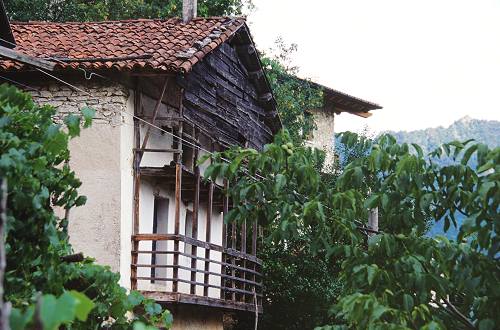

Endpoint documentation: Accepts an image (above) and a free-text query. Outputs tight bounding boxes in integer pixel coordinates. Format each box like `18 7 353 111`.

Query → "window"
151 196 169 282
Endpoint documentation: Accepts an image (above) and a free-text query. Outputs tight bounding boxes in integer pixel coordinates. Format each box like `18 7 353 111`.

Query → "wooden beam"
348 111 372 118
222 178 229 249
141 291 263 313
251 219 258 306
140 77 169 151
0 178 8 329
133 148 182 153
138 116 184 122
0 46 56 71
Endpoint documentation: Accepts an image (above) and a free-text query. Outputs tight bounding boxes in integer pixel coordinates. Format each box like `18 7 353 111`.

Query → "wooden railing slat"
132 234 262 264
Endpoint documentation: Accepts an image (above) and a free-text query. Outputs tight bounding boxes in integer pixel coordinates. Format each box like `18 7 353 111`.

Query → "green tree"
4 0 252 22
203 131 499 329
261 38 323 144
257 239 342 330
0 84 172 329
232 131 375 330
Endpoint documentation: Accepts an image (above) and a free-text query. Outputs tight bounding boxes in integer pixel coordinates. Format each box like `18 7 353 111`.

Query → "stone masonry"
27 80 131 272
28 81 129 126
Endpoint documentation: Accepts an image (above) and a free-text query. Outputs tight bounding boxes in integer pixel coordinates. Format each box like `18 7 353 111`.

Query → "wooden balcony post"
203 181 213 297
231 200 237 302
241 219 247 302
172 91 184 293
252 219 258 302
190 128 200 294
221 178 229 300
131 86 142 291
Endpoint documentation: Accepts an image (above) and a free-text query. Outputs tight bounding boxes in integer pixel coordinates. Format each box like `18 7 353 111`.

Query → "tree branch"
439 296 475 330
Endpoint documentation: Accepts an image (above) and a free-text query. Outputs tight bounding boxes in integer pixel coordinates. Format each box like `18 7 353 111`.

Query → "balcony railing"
131 234 263 312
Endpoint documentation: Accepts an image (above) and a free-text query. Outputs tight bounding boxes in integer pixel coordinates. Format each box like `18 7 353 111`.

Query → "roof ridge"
10 16 244 25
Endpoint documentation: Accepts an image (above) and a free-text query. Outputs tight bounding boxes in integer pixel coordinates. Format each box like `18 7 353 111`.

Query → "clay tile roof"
0 17 246 73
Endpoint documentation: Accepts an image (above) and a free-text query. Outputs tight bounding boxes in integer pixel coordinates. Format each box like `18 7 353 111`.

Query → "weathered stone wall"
29 82 128 125
29 81 131 272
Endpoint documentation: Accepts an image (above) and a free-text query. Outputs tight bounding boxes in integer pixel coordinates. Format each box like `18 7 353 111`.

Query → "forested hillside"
387 116 499 152
386 116 499 238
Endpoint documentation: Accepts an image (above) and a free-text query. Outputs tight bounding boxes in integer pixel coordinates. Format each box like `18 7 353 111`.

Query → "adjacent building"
305 81 382 168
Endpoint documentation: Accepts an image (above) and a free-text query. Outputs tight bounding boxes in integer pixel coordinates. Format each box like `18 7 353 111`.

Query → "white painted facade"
306 108 336 169
30 81 225 297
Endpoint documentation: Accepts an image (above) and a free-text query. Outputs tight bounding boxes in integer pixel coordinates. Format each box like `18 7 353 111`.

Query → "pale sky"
246 0 500 133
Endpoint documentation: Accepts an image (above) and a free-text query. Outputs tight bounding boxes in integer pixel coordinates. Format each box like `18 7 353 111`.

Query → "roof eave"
230 23 281 133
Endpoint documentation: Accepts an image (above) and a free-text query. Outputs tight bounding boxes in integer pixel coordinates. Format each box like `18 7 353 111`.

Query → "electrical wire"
0 42 378 234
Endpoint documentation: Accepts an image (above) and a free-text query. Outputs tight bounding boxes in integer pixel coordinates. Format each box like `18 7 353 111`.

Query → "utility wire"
0 43 378 234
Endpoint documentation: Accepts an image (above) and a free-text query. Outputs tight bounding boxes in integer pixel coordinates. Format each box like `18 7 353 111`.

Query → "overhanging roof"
0 16 280 131
309 80 382 118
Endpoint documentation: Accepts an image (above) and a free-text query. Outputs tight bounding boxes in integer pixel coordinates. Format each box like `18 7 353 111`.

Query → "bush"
0 84 172 329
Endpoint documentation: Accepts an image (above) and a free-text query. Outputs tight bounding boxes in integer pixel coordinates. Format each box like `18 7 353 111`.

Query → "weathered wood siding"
179 43 273 149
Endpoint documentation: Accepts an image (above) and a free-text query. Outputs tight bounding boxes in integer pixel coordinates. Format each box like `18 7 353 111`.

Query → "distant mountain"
384 116 499 238
386 116 500 153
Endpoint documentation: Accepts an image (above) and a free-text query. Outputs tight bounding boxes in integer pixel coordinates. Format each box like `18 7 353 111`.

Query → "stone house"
0 1 381 328
0 7 280 329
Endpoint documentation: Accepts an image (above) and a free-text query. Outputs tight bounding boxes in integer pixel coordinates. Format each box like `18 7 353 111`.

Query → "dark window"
151 196 169 282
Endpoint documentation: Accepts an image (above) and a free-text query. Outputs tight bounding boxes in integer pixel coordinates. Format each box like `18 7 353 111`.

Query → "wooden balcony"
131 234 263 313
131 91 262 313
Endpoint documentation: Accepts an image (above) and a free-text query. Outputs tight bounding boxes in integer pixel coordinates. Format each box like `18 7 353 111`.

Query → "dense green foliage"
257 239 342 330
0 84 172 329
261 39 323 144
4 0 251 22
204 130 499 329
235 132 373 330
386 117 500 237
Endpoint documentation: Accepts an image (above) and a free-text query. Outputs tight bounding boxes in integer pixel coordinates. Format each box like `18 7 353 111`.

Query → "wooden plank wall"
179 43 273 149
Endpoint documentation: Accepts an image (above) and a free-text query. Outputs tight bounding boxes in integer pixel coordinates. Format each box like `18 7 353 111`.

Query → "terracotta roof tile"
0 17 246 73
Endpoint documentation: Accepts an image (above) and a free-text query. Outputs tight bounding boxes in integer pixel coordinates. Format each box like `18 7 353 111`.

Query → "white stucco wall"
30 81 132 274
307 109 336 169
119 90 135 288
30 80 226 301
